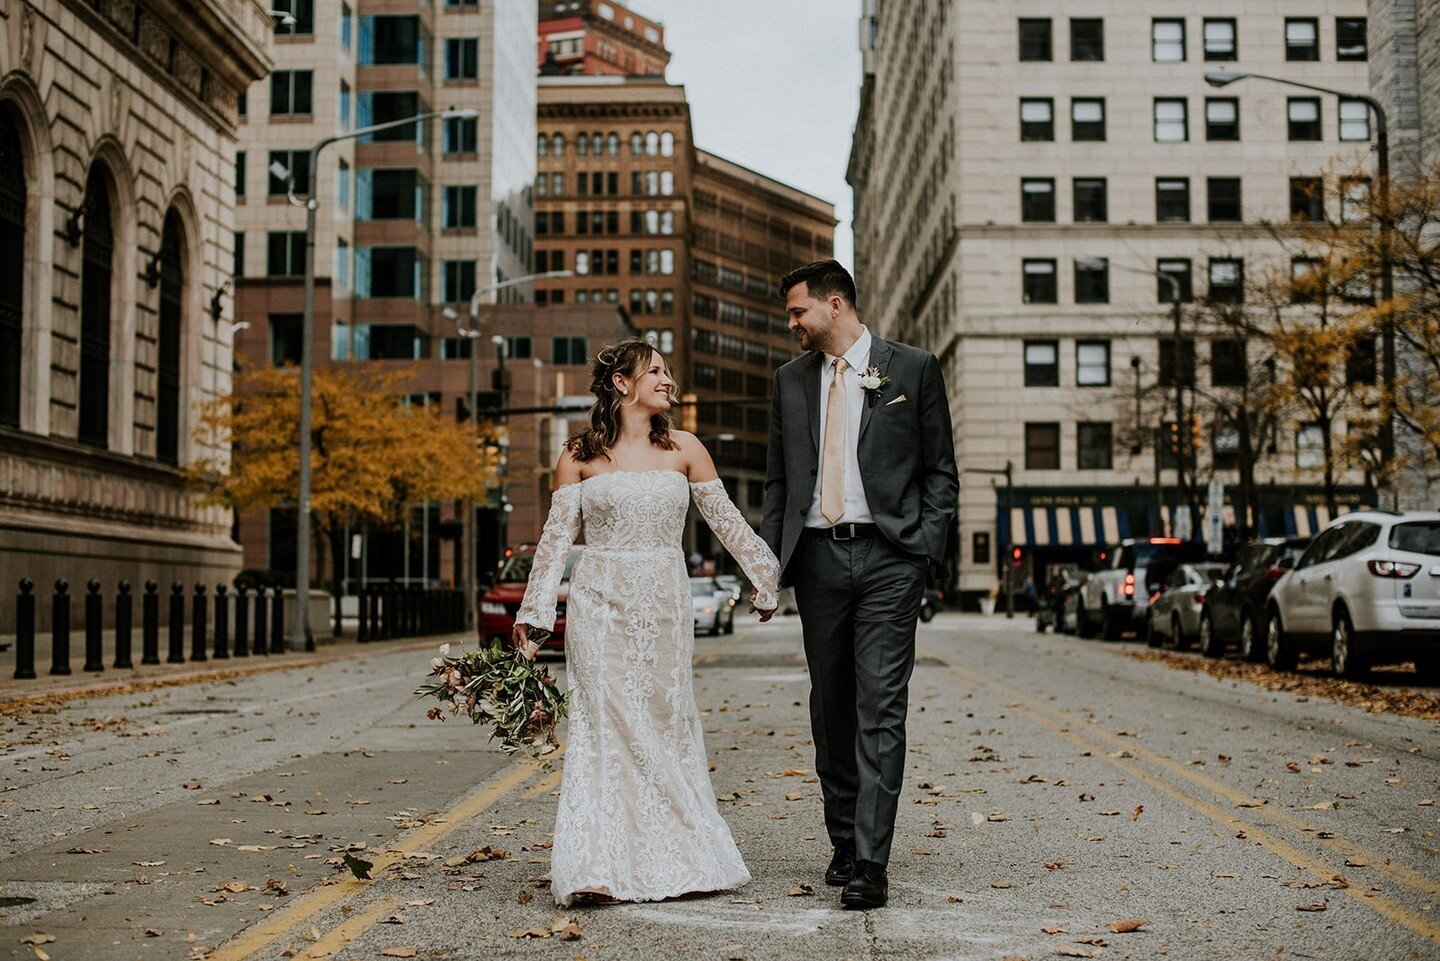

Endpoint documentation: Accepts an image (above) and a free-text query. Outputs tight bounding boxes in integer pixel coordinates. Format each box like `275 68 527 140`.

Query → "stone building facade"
0 0 271 625
536 0 668 78
850 1 1377 605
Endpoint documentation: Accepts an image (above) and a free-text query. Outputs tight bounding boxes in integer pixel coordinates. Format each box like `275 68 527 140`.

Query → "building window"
76 170 114 446
1018 18 1051 61
1071 99 1105 141
1157 259 1193 302
1213 420 1240 470
269 314 302 366
1025 423 1061 470
1074 258 1109 304
1076 340 1110 387
233 231 245 278
1337 17 1367 60
1155 178 1190 222
1211 338 1247 387
1021 178 1055 222
1073 178 1107 222
1286 18 1319 61
1288 98 1322 140
353 246 421 299
235 151 246 198
1022 259 1057 304
269 70 312 115
1340 176 1371 222
336 158 349 210
1339 99 1370 140
340 1 352 50
1020 99 1054 141
359 14 422 65
356 169 420 221
1208 258 1244 303
1158 338 1196 388
442 186 476 228
335 238 349 289
445 38 478 79
1289 177 1325 222
1154 98 1188 142
1070 18 1103 61
444 116 477 153
1152 19 1185 61
973 531 991 565
1205 98 1239 140
1347 336 1378 384
1203 18 1236 60
1206 177 1242 222
266 230 305 276
339 80 351 129
1077 422 1113 470
268 150 310 195
442 260 475 302
552 336 588 366
1024 340 1059 387
1290 257 1320 303
1296 423 1325 470
154 210 183 465
357 91 421 142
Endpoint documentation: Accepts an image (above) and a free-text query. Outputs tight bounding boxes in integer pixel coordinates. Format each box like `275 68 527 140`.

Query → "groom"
759 259 958 909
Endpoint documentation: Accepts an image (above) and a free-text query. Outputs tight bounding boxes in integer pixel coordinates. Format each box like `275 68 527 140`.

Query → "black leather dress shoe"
841 860 888 909
825 845 856 886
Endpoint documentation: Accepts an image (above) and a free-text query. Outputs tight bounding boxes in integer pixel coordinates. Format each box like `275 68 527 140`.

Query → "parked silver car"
1146 563 1228 649
691 576 724 636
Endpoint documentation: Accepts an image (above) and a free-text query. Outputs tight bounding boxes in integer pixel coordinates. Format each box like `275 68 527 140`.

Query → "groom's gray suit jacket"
760 336 959 585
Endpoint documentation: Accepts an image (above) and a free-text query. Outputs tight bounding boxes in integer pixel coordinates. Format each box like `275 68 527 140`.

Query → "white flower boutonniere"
859 366 890 394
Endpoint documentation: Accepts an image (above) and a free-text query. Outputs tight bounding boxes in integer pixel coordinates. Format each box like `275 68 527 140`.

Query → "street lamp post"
1205 69 1395 501
280 107 478 651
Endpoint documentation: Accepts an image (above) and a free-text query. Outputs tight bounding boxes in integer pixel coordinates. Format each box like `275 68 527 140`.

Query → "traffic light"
1190 415 1204 450
1011 546 1023 567
1166 421 1181 455
680 392 697 432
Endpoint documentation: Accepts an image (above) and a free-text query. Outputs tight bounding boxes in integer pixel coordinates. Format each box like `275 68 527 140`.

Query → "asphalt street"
1 612 1437 960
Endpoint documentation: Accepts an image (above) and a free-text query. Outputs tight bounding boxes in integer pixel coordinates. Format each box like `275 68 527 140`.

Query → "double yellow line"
211 752 564 961
937 656 1440 944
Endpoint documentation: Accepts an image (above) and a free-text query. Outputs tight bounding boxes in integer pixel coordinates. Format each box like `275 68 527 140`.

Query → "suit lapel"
803 350 822 452
857 336 894 443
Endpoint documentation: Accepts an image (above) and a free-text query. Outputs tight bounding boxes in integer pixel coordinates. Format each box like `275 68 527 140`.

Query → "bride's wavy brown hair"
564 338 680 463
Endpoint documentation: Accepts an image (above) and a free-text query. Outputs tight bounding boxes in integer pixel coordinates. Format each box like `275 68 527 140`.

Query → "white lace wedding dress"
514 469 781 906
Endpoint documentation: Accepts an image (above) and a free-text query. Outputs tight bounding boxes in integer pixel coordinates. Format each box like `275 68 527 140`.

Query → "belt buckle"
830 523 854 541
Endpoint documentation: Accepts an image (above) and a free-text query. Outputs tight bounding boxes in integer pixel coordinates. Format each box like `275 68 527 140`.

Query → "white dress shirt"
806 327 876 527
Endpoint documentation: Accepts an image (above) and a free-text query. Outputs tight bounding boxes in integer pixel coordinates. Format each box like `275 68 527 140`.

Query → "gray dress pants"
790 529 926 866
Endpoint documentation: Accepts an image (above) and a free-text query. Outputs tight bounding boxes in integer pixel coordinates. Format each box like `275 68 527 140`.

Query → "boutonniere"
859 366 890 398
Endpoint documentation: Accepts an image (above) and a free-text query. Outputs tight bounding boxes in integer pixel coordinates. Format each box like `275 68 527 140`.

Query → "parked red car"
477 546 580 653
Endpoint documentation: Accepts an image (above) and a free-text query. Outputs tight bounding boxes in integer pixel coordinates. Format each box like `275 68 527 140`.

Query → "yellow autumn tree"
189 363 502 636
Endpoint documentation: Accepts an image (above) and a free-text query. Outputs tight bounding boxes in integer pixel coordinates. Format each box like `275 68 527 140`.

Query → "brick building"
0 0 271 623
536 0 668 78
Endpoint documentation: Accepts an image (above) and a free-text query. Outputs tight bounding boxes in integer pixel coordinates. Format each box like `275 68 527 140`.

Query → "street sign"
1174 506 1192 541
1206 481 1225 555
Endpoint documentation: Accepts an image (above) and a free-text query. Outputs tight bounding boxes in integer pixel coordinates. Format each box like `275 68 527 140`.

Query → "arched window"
576 132 589 156
551 133 566 156
155 209 183 465
0 108 25 430
660 131 674 157
606 132 619 156
78 166 114 448
536 133 549 158
645 131 658 156
629 132 642 155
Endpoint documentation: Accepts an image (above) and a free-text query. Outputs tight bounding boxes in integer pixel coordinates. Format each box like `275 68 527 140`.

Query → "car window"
1390 521 1440 556
1116 546 1134 569
1277 541 1309 568
690 580 717 597
1295 528 1342 570
1332 522 1380 560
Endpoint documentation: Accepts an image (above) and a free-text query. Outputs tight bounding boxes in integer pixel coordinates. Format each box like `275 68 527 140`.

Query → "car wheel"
1168 613 1186 651
1239 611 1263 662
1198 611 1223 658
1143 612 1160 647
1412 653 1440 685
919 603 935 623
1077 606 1094 638
1266 610 1298 672
1101 604 1124 641
723 614 735 635
1331 609 1368 680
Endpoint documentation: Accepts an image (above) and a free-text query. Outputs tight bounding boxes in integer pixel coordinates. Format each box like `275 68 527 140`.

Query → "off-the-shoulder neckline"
555 469 721 491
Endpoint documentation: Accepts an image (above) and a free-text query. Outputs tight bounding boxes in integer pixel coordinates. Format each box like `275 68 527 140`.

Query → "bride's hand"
748 592 776 623
511 623 539 661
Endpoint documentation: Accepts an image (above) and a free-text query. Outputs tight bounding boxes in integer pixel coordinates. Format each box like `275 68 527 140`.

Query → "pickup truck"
1078 537 1208 640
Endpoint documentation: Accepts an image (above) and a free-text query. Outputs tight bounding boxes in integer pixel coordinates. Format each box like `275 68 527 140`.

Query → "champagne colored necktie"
821 357 848 524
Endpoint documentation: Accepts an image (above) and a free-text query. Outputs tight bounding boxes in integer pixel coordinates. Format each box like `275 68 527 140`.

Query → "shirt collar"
828 327 872 374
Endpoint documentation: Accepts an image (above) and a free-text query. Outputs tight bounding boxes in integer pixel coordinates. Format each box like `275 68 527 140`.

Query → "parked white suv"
1265 511 1440 679
1079 537 1208 640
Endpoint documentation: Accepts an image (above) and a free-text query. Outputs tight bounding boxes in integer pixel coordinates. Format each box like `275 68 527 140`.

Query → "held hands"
748 591 777 623
510 622 541 661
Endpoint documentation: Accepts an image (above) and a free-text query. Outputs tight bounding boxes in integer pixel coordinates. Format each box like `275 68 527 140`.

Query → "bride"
512 338 782 906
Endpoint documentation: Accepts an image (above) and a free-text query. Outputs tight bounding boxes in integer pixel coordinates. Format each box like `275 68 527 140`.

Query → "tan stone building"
0 0 271 623
851 2 1376 605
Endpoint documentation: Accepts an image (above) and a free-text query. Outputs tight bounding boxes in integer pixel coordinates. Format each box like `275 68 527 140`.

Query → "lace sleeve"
690 479 782 610
514 483 583 631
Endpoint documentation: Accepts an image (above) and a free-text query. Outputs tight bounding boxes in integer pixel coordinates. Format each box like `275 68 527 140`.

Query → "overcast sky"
633 1 862 269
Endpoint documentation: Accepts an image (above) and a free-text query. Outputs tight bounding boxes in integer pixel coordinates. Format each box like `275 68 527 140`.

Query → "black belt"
807 523 879 541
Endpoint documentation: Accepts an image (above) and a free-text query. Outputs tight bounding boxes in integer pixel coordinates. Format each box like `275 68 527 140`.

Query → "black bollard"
270 587 285 654
167 581 185 664
253 587 269 656
114 581 133 670
50 579 72 676
370 587 383 641
141 581 160 665
83 579 104 672
14 579 36 680
356 586 369 643
190 583 208 662
213 584 230 659
233 585 250 657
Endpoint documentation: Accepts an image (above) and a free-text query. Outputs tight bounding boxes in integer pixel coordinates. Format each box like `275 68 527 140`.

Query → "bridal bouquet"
415 640 568 760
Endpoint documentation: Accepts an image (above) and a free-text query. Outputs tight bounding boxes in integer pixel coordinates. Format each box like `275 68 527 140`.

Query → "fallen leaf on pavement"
134 860 165 867
504 928 551 940
1056 947 1101 958
220 882 251 894
1130 806 1144 821
787 885 814 896
552 914 582 941
144 929 162 937
1042 925 1068 935
209 838 232 846
66 847 106 854
379 949 418 958
1109 919 1148 933
1297 901 1328 912
380 915 405 925
991 880 1013 889
19 934 54 946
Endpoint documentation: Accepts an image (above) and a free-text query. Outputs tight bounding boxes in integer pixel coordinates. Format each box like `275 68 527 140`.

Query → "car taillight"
1193 592 1206 605
1122 572 1135 597
1147 591 1162 604
1368 560 1421 578
1263 566 1288 580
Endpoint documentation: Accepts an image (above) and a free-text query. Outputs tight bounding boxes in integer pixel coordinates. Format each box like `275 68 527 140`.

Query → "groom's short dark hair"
779 259 857 308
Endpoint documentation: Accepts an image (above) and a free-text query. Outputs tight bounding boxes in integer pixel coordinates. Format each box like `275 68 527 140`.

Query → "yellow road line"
210 756 546 961
934 655 1440 945
523 767 564 799
945 657 1440 904
297 896 399 957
